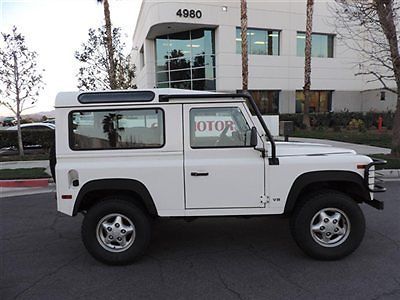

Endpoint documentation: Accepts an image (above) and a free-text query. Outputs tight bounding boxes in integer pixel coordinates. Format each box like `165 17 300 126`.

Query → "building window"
139 45 145 70
70 109 164 150
295 91 333 113
296 32 334 58
236 28 280 56
380 91 386 101
155 29 216 91
238 90 280 114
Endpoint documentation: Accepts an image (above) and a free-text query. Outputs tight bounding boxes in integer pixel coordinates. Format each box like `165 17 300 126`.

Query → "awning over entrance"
147 22 217 39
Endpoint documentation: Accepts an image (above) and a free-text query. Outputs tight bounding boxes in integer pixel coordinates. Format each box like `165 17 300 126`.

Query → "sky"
0 0 142 116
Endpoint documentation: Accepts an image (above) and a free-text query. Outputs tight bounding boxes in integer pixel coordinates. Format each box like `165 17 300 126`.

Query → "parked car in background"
1 122 56 155
2 117 16 127
43 118 55 125
6 122 55 131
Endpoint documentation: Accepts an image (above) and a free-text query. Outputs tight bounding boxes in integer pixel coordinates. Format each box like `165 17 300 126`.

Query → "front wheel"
82 198 151 265
290 190 365 260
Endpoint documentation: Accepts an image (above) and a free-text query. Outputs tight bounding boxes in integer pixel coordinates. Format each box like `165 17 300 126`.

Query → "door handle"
191 172 209 177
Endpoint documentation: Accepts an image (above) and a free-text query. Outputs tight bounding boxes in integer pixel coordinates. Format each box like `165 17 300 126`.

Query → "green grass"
0 153 49 162
369 154 400 170
0 168 50 180
292 129 392 149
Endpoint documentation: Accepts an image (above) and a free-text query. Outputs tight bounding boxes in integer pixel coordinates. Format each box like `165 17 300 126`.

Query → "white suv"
53 89 386 265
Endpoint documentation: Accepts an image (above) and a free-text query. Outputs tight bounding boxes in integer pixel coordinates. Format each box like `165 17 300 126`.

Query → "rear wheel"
82 197 151 265
290 190 365 260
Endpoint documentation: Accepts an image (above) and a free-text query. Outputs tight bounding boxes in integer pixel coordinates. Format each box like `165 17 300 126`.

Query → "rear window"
69 108 164 150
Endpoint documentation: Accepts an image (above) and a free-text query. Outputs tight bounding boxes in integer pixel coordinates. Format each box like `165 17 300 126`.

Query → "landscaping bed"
291 129 392 149
0 168 50 180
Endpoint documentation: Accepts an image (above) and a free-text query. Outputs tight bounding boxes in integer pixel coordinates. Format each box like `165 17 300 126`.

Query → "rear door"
183 102 265 209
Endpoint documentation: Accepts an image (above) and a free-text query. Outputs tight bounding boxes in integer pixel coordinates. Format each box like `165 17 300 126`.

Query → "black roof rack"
159 93 279 165
78 91 155 104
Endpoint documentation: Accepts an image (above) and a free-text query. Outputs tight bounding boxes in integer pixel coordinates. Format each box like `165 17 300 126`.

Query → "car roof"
55 89 244 108
7 123 55 130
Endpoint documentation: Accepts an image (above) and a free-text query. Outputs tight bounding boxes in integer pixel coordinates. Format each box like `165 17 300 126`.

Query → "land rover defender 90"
53 89 386 265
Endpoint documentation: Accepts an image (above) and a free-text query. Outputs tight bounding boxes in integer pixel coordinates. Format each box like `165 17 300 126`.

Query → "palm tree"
97 0 117 89
241 0 248 92
303 0 314 128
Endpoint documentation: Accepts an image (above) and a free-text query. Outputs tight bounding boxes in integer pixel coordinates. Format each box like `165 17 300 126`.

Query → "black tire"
290 190 365 260
82 197 151 265
49 144 56 182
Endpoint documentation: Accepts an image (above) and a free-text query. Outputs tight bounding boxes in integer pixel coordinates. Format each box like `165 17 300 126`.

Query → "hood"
275 142 356 157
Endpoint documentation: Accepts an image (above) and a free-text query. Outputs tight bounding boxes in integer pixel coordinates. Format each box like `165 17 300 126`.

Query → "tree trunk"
102 0 117 89
16 103 24 158
241 0 248 92
393 92 400 156
13 52 24 158
303 0 314 129
374 0 400 156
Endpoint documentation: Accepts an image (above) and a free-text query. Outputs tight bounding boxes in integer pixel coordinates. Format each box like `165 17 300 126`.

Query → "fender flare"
284 171 370 214
73 179 157 216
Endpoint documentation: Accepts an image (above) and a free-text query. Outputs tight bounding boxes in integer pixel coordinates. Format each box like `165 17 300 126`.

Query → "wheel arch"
284 171 370 214
73 179 158 216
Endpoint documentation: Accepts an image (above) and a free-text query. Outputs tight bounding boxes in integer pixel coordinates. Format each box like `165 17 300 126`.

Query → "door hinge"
260 195 268 208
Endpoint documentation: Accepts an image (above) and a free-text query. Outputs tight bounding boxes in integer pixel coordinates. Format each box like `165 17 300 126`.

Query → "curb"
0 178 49 188
379 169 400 179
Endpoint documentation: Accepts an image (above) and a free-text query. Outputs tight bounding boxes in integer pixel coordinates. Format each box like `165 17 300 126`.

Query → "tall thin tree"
241 0 249 92
374 0 400 155
97 0 117 89
303 0 314 128
332 0 400 156
0 26 44 157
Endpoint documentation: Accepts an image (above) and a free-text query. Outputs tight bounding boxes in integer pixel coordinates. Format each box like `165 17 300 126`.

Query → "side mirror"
250 126 258 147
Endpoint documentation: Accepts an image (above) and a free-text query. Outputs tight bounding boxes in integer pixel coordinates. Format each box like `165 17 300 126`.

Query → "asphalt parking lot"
1 182 399 299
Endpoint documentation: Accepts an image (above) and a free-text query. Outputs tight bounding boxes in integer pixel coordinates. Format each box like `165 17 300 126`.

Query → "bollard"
279 121 294 142
378 116 383 132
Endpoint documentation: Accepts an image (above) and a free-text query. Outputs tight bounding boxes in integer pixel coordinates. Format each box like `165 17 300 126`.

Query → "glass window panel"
204 55 215 67
190 107 251 148
192 67 205 80
312 34 327 58
156 61 168 72
237 28 279 56
236 27 242 54
295 91 332 113
192 55 205 68
156 71 169 82
250 29 267 55
169 31 191 59
193 79 216 91
190 29 214 57
247 90 280 114
328 35 334 58
157 82 169 88
296 32 305 57
155 36 170 61
169 57 190 71
205 65 215 79
171 81 191 89
70 109 164 150
297 32 334 58
170 69 191 82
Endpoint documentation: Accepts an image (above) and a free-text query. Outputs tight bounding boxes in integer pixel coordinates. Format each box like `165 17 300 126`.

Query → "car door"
183 102 265 209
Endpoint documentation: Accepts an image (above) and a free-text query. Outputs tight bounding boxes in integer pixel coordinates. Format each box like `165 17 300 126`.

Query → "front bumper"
363 158 387 210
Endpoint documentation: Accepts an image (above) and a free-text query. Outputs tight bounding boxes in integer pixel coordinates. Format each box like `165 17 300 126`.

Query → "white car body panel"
54 89 375 218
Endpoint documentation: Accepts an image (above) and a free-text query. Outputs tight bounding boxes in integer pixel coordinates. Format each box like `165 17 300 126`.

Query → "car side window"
190 107 252 148
70 108 164 150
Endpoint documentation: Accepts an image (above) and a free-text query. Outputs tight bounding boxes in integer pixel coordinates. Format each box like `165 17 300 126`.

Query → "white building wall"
131 0 397 113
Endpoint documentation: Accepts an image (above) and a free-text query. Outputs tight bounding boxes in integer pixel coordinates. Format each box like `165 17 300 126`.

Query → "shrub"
0 130 55 150
279 111 394 130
